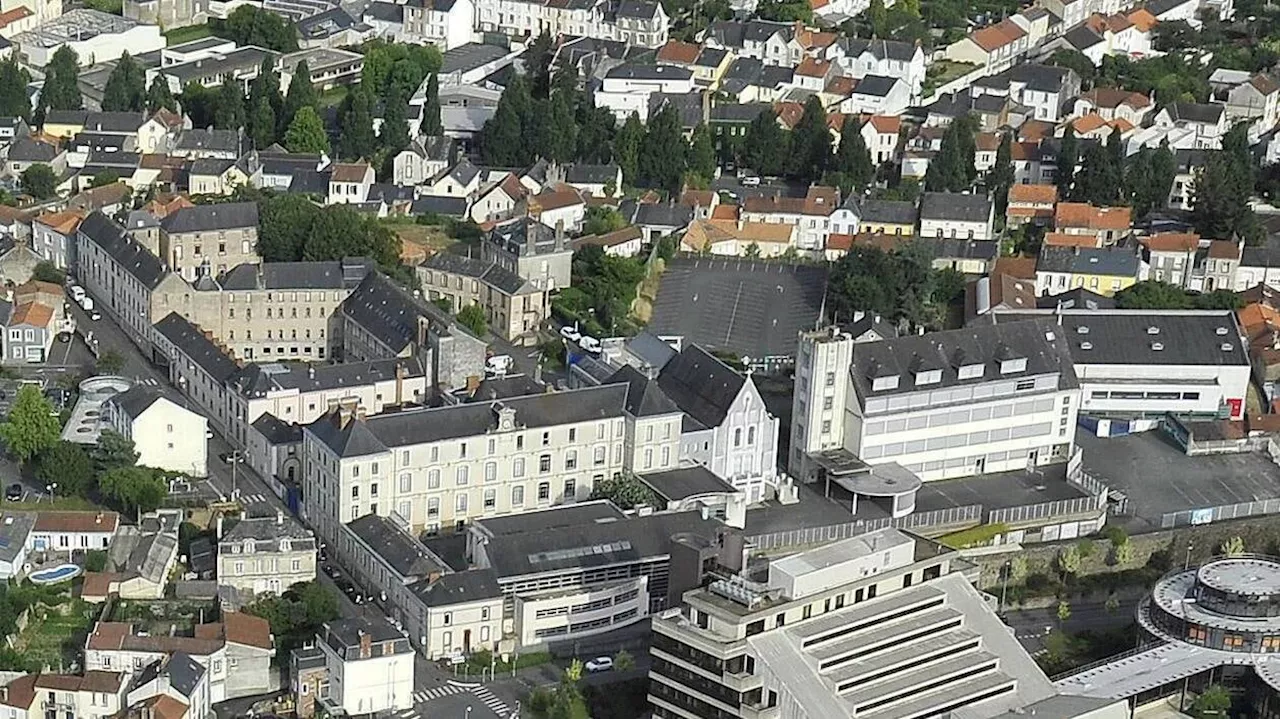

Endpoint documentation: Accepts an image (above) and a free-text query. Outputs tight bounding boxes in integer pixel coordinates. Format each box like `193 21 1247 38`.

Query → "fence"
1160 497 1280 529
746 505 982 552
988 493 1109 526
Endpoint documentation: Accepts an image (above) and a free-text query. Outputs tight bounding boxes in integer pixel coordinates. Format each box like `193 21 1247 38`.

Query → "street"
1002 598 1141 655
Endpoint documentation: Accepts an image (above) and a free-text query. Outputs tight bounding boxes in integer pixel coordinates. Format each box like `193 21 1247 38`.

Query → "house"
328 161 375 204
859 199 917 236
318 609 412 713
2 299 57 364
482 217 573 291
927 238 999 274
1141 232 1201 288
393 135 452 187
621 200 695 242
679 218 797 256
218 511 317 600
189 158 248 196
839 75 910 116
1073 87 1154 126
574 226 644 257
417 252 547 345
5 135 63 177
860 115 900 164
829 194 860 236
740 185 840 250
943 18 1029 74
1053 202 1132 245
835 38 926 98
564 163 622 197
1226 73 1280 132
704 20 803 67
1153 102 1229 148
158 201 260 282
0 671 127 719
971 64 1080 123
918 193 994 241
530 186 587 233
469 174 527 224
1035 244 1141 296
30 209 84 269
29 511 119 553
1007 184 1057 225
106 387 209 477
595 64 695 123
400 0 474 50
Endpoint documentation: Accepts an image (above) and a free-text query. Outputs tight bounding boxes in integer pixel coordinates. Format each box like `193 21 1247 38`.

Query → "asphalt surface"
1001 599 1141 655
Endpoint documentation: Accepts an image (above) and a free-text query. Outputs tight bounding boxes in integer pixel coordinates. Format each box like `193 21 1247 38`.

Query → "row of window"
862 422 1053 460
1089 390 1202 401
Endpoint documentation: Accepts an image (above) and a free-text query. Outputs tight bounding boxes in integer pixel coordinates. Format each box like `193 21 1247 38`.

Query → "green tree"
338 85 377 159
1057 544 1082 576
213 81 245 131
84 550 108 572
545 88 578 163
102 51 146 112
89 170 120 189
301 205 400 267
91 429 138 474
1047 49 1097 86
20 164 57 200
179 82 215 129
832 121 874 194
745 242 761 258
35 441 93 497
614 112 644 186
31 261 63 284
221 5 299 52
0 59 31 121
456 303 488 337
789 96 832 182
576 102 615 164
1056 126 1079 197
38 46 82 120
743 108 790 177
1056 600 1072 624
687 122 717 184
281 60 317 135
867 0 888 35
0 386 59 464
1074 142 1119 205
613 649 635 671
257 192 322 260
1115 280 1195 309
582 206 625 236
588 474 657 509
640 105 686 193
990 131 1016 215
925 115 977 192
146 75 176 114
99 466 166 515
284 106 329 155
379 84 411 159
1191 685 1232 719
1221 535 1245 556
422 72 442 136
246 57 282 148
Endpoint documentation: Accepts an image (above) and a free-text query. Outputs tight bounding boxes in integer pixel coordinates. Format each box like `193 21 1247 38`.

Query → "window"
428 469 440 489
564 479 576 497
568 427 576 441
399 473 411 492
482 606 491 620
513 457 525 477
538 482 550 501
485 462 497 481
455 493 468 513
456 466 469 485
484 489 496 509
512 485 525 505
539 454 552 473
427 498 440 517
593 446 606 465
351 485 360 499
644 449 653 469
565 450 577 470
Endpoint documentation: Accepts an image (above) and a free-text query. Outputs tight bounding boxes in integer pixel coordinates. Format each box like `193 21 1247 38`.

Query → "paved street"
1002 599 1140 655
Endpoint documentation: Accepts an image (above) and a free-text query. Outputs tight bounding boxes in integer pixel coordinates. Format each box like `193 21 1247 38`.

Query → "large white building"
649 528 1129 719
11 9 162 66
106 386 209 478
318 616 414 716
790 320 1079 483
987 309 1251 420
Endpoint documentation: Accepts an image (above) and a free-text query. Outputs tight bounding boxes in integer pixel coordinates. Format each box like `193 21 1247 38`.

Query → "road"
1002 599 1141 654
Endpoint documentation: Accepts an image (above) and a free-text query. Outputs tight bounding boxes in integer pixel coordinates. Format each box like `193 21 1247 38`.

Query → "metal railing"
746 505 982 552
988 493 1109 526
1160 497 1280 529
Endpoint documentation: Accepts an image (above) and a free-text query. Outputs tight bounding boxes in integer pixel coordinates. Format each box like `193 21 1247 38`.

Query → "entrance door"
463 629 472 654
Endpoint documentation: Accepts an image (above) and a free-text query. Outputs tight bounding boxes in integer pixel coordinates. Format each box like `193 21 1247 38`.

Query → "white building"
401 0 475 50
318 616 415 716
217 511 318 599
28 511 119 553
106 386 209 478
919 192 995 241
834 38 927 98
988 309 1251 420
790 319 1079 483
11 9 162 67
595 64 695 123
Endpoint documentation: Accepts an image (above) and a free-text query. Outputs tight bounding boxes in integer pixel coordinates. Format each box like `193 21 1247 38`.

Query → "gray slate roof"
154 312 240 382
347 514 444 578
216 258 371 291
639 464 736 502
607 364 682 417
1036 245 1140 277
161 201 258 234
251 413 304 445
422 252 533 295
920 192 992 223
108 386 165 419
655 345 745 430
860 199 918 226
410 569 503 607
230 356 427 397
839 38 918 61
340 272 457 354
78 212 169 289
988 311 1247 367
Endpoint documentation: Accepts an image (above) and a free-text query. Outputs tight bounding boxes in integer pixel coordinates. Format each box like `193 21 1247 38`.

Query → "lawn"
16 598 95 671
922 60 981 97
319 85 350 108
382 220 458 258
165 24 214 46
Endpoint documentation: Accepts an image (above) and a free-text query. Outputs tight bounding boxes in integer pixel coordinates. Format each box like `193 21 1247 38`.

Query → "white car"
560 325 582 342
485 354 513 376
585 656 614 673
741 176 761 187
579 336 602 354
69 285 85 302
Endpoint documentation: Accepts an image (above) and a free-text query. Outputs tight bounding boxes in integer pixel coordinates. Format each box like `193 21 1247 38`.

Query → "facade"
31 210 84 269
0 671 127 719
650 528 1125 719
217 511 318 599
399 0 475 50
919 193 995 241
418 252 548 346
106 386 209 477
790 320 1079 483
319 616 414 716
155 202 260 282
481 218 573 293
29 511 119 553
1035 245 1141 297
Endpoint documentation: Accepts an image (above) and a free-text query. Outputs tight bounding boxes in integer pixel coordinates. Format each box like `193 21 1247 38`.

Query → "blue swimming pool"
29 564 82 584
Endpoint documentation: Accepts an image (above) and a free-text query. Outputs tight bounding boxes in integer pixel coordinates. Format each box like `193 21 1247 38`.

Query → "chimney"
395 363 406 405
526 226 537 256
337 405 354 429
95 512 103 524
554 220 565 251
216 514 224 539
358 629 372 659
276 509 284 525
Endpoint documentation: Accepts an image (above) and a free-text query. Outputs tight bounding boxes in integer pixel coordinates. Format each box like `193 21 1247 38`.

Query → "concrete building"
318 616 414 716
300 385 633 543
919 192 995 241
154 201 260 282
105 386 209 477
790 320 1079 483
217 510 317 599
481 217 572 293
31 210 84 269
417 252 547 346
11 9 162 67
400 0 474 49
650 528 1127 719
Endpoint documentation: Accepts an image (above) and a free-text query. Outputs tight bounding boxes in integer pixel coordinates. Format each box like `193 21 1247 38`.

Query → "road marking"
415 684 468 703
472 686 510 716
236 493 268 504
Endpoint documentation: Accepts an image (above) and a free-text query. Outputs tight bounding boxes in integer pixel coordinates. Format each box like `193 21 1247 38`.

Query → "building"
789 319 1079 483
31 210 84 269
11 9 162 67
986 309 1250 420
0 671 127 719
1141 232 1201 288
1 298 58 364
29 511 119 553
650 528 1126 719
217 510 317 599
300 385 633 544
858 199 917 236
318 616 414 716
105 386 209 477
398 0 475 50
835 38 927 98
919 193 994 241
481 218 572 293
155 202 260 282
1035 245 1141 297
417 252 547 346
740 186 840 251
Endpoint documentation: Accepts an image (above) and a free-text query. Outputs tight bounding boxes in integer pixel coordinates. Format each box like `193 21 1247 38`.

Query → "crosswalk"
413 684 468 704
473 686 512 717
236 492 269 505
407 684 515 717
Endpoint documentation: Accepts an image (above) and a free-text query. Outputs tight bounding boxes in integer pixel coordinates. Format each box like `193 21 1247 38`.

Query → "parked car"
579 336 602 354
740 175 761 187
485 354 513 376
219 452 244 465
559 324 582 342
69 285 85 302
585 656 614 673
4 484 21 501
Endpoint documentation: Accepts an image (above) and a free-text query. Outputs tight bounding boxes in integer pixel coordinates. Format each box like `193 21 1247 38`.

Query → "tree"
1057 544 1082 576
743 109 790 177
455 303 488 337
284 107 330 155
39 46 82 119
745 242 761 258
576 102 615 164
146 75 176 114
1056 126 1078 197
588 474 657 509
614 649 635 672
826 244 942 328
179 82 215 129
1221 535 1245 556
96 349 125 375
544 88 578 163
1056 600 1072 624
338 85 377 159
35 442 93 497
582 206 625 236
379 84 411 159
0 386 60 464
31 261 63 284
687 122 716 184
990 131 1016 216
1191 685 1232 719
1115 281 1194 309
281 60 317 135
246 581 340 658
421 72 442 136
1193 125 1256 241
213 81 245 131
89 171 120 189
867 0 888 35
102 51 146 112
257 193 322 260
0 59 31 121
99 466 167 515
246 57 282 148
1074 142 1119 205
92 429 138 474
925 115 977 192
1047 49 1097 86
221 5 299 52
640 106 686 193
832 121 874 194
614 112 644 186
789 96 832 182
20 164 56 200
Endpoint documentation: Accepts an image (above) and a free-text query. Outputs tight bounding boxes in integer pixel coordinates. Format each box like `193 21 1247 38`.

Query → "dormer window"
957 363 984 380
280 539 291 552
915 369 942 386
871 375 899 391
244 539 255 553
1151 342 1164 351
999 357 1027 374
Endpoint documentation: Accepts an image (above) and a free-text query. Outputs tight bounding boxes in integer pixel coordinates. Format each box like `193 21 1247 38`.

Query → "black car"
4 484 20 501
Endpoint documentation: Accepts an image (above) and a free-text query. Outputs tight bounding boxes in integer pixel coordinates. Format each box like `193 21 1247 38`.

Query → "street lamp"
464 706 472 719
45 483 57 502
1185 542 1194 570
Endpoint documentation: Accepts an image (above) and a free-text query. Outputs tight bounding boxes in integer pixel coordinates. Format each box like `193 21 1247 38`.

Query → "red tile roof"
33 511 119 534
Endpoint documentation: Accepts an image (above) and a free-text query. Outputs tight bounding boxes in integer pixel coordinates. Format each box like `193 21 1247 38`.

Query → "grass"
164 24 214 46
319 85 350 108
922 60 981 97
2 495 102 512
384 221 458 254
463 650 552 675
938 522 1009 549
84 0 123 13
15 598 94 672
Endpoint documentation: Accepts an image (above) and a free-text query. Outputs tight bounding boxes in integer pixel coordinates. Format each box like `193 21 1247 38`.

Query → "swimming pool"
29 564 82 585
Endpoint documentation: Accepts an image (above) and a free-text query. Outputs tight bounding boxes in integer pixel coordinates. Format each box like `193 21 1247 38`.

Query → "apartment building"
649 528 1124 719
217 511 318 599
31 209 84 269
790 320 1079 483
153 201 260 282
300 385 635 544
474 0 668 48
919 192 995 241
481 218 573 293
105 386 209 477
740 186 839 251
418 252 547 346
0 671 127 719
153 312 242 436
319 616 415 716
